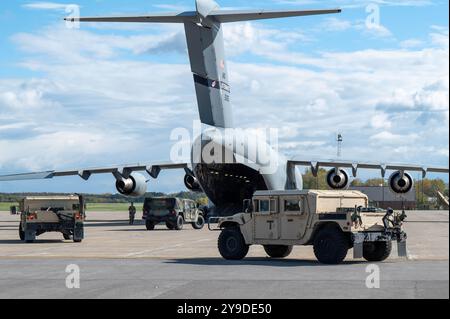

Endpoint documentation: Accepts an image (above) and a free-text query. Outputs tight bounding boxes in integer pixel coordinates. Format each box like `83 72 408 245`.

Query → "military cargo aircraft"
1 0 448 215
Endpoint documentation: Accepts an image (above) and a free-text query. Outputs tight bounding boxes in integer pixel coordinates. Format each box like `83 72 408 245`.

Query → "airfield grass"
0 202 143 212
0 202 18 211
86 203 143 212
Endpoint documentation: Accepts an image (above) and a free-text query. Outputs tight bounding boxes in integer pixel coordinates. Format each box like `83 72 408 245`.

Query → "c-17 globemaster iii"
0 0 448 216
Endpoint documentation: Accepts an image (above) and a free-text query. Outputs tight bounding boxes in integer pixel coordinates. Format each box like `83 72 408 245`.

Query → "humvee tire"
192 214 205 230
218 228 249 260
313 227 349 264
166 222 175 230
145 220 155 231
363 241 392 262
174 215 184 230
264 245 293 258
19 223 25 241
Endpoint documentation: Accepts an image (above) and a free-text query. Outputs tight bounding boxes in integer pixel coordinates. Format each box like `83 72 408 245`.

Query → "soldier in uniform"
128 203 136 225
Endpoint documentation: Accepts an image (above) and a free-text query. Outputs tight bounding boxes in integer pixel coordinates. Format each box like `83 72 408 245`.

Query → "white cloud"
400 39 424 48
370 131 419 145
319 18 353 32
0 131 140 171
371 113 392 129
22 2 75 10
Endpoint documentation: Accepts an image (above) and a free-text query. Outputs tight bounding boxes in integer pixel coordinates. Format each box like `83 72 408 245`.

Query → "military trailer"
18 195 85 243
143 197 205 231
214 190 407 264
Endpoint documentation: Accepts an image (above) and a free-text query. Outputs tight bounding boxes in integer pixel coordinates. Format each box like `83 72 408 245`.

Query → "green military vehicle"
214 190 407 264
143 197 205 231
18 195 86 243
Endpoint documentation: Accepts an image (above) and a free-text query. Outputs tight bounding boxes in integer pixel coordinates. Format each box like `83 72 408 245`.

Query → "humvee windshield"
145 198 176 210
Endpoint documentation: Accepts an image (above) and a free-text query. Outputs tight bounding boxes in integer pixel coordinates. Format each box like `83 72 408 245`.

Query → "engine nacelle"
184 174 202 192
115 173 147 197
388 171 414 194
326 168 350 190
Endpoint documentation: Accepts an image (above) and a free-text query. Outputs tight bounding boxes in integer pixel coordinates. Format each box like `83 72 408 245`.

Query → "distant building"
349 186 416 210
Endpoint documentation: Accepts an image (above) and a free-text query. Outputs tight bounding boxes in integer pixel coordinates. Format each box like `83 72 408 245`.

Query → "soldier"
128 203 136 225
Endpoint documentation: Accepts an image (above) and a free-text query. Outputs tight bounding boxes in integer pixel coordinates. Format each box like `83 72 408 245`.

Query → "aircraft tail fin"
68 0 341 128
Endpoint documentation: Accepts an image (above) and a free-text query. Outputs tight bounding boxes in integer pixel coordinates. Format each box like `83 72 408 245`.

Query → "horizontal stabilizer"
64 11 197 23
65 8 341 25
210 8 342 23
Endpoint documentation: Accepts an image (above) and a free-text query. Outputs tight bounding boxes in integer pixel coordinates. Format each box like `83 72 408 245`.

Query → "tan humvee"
19 195 85 243
215 190 407 264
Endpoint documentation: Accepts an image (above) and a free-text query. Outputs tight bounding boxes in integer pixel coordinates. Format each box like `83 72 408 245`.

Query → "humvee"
143 197 205 231
18 195 85 243
214 190 407 264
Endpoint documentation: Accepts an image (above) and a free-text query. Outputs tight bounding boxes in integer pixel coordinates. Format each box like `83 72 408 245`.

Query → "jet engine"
115 173 147 197
184 174 202 192
388 171 414 194
326 168 349 190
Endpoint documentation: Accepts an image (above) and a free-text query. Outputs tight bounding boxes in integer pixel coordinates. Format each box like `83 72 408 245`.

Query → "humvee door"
253 197 279 240
279 195 308 240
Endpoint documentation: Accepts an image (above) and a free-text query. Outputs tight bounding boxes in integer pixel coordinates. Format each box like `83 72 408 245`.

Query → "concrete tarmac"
0 210 448 299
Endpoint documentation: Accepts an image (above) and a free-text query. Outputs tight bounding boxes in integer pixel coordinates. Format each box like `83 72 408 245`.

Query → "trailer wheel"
145 220 155 231
313 227 349 264
19 223 25 241
218 227 249 260
192 215 205 230
174 215 184 230
363 241 392 262
264 245 293 258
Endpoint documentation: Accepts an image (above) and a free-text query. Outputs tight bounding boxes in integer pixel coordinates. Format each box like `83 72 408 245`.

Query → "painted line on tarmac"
124 243 186 257
123 239 212 257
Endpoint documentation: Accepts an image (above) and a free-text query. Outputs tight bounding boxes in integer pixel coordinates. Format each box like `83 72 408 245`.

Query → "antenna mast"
336 133 343 158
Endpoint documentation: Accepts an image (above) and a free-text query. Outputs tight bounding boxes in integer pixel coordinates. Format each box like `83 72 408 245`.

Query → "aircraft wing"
0 162 188 182
288 159 449 178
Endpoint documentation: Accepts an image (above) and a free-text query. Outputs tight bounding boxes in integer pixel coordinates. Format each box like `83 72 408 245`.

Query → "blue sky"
0 0 448 194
